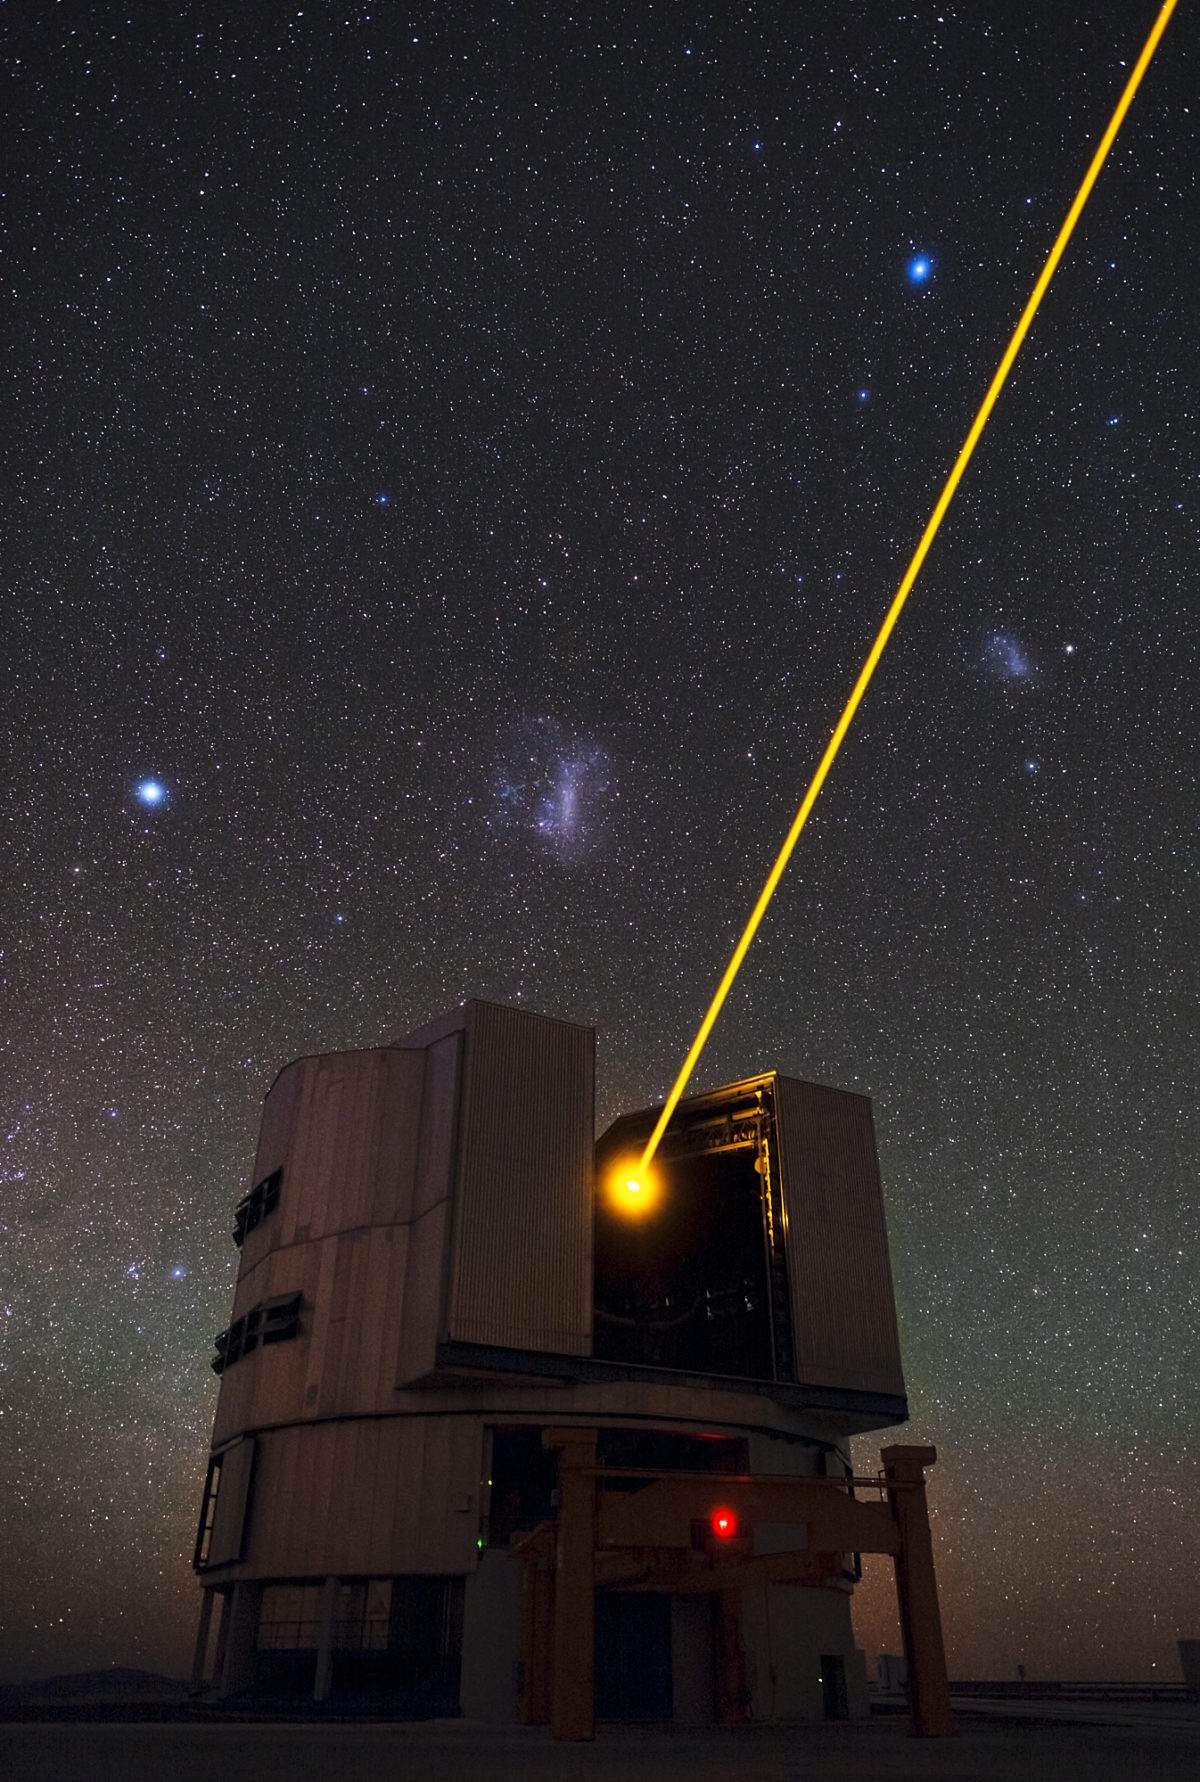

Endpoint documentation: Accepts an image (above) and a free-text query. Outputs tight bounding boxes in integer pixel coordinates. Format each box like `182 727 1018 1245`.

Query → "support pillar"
211 1589 233 1691
882 1445 954 1738
544 1427 597 1741
190 1588 216 1693
517 1545 555 1725
713 1590 749 1725
216 1580 262 1699
313 1574 340 1703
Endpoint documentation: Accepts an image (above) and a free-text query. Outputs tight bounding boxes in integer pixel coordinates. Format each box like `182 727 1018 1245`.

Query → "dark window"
193 1436 256 1569
254 1577 464 1710
486 1427 559 1546
233 1168 283 1247
257 1582 322 1651
256 1581 392 1652
193 1452 223 1569
212 1290 302 1374
596 1432 748 1523
596 1429 746 1476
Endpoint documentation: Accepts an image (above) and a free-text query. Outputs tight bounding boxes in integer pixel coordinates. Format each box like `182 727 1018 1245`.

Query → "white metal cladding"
772 1075 905 1398
446 1001 593 1355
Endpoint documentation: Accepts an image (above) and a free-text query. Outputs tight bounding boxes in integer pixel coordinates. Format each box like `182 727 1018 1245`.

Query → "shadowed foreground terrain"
3 1712 1200 1782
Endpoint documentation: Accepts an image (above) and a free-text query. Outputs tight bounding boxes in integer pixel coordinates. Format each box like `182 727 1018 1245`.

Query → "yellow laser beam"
638 0 1179 1179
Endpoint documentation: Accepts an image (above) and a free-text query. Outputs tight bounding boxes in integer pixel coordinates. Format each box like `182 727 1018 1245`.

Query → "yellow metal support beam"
596 1471 899 1556
597 1545 844 1594
534 1441 951 1740
884 1445 955 1738
543 1428 598 1741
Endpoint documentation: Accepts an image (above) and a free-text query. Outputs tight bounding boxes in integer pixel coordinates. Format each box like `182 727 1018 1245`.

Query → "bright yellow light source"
604 1159 660 1217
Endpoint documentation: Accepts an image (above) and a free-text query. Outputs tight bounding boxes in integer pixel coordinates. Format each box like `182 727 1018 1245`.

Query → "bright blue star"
1025 759 1040 774
752 140 763 152
858 388 870 402
171 1265 186 1280
136 778 167 806
907 255 932 284
376 492 389 505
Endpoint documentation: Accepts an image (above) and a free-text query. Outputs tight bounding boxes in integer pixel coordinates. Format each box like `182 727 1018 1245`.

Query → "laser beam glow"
636 0 1179 1182
604 1158 661 1218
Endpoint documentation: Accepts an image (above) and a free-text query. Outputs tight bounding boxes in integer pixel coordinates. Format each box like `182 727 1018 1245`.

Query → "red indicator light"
711 1507 737 1540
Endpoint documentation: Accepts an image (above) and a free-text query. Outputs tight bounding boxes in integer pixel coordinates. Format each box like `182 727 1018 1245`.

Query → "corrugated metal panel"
395 1201 448 1384
413 1033 462 1218
271 1049 422 1246
374 1223 412 1399
373 1048 427 1224
245 1419 483 1577
355 1224 396 1408
298 1233 340 1422
446 1001 593 1355
772 1074 905 1398
288 1057 333 1242
272 1427 306 1572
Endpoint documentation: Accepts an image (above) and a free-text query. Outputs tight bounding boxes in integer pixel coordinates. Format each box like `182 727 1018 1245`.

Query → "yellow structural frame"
637 0 1179 1181
531 1434 953 1740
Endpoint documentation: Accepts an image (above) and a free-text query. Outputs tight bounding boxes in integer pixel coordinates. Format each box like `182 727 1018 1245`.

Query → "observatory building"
192 1000 936 1730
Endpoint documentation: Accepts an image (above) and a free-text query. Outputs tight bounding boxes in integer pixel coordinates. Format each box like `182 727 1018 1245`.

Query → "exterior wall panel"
373 1048 426 1225
395 1201 448 1385
413 1033 462 1219
301 1234 342 1422
446 1002 593 1356
773 1075 904 1399
240 1419 483 1579
213 1008 594 1440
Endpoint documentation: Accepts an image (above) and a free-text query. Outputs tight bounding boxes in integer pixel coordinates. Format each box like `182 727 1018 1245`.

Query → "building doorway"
820 1652 849 1720
594 1592 673 1721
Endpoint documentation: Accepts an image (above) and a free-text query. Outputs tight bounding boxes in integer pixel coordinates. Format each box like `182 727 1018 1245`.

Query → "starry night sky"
3 1 1197 1685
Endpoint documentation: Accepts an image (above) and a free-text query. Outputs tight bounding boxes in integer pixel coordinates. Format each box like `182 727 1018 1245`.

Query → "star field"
2 2 1197 1684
